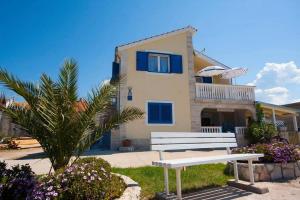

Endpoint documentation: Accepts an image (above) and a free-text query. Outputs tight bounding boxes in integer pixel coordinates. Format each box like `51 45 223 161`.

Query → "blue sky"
1 0 300 104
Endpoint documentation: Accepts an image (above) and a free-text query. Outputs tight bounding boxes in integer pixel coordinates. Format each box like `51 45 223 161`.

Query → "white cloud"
264 87 289 94
102 79 110 85
254 88 263 94
249 61 300 105
263 87 289 105
248 61 300 86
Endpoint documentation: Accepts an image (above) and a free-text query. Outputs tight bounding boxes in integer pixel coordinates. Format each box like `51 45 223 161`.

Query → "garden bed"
231 140 300 181
115 174 141 200
229 161 300 181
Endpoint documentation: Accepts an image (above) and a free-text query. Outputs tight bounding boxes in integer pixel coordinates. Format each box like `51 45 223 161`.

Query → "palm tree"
0 59 144 170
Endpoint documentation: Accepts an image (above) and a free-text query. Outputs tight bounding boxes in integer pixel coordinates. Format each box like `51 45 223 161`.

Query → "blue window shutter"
148 103 160 123
148 102 173 124
136 51 148 71
202 76 212 83
112 62 120 79
160 103 172 123
170 55 183 73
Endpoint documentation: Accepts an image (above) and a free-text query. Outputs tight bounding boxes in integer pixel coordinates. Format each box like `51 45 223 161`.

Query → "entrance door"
221 112 235 132
90 131 111 150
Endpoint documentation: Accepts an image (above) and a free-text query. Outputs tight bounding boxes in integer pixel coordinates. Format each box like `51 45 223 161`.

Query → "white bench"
151 132 264 200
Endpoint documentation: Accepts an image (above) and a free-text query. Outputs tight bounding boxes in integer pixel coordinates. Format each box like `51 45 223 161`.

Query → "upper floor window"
148 54 170 73
136 51 182 74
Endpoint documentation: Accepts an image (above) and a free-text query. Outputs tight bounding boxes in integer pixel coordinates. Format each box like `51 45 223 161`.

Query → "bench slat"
152 153 264 168
151 132 235 138
151 137 236 144
151 142 237 151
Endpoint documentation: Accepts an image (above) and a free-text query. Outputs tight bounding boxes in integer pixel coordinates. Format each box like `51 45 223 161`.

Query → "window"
148 54 170 73
136 51 183 73
195 76 213 83
147 102 173 124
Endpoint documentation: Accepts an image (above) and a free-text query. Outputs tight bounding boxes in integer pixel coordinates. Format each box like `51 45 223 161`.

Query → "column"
272 109 277 129
292 115 298 132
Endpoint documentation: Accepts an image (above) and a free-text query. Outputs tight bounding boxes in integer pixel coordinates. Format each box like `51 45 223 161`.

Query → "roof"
10 100 87 112
283 102 300 110
194 50 231 69
257 101 300 114
117 26 197 51
74 99 87 112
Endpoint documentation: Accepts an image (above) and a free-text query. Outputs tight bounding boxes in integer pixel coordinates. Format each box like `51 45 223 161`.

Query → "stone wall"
0 112 28 138
230 161 300 182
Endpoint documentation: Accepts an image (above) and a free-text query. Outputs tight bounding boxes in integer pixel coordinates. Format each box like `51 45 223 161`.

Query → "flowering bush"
0 161 37 200
32 157 126 200
0 158 126 200
232 142 300 164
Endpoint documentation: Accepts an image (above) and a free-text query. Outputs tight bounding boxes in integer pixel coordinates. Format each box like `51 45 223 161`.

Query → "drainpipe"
114 47 121 114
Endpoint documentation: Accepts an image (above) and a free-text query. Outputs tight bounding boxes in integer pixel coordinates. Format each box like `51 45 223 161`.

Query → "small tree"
0 59 144 170
246 103 277 144
255 103 264 124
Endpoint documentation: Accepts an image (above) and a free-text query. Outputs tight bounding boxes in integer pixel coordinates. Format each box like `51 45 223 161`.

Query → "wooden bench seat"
151 132 264 200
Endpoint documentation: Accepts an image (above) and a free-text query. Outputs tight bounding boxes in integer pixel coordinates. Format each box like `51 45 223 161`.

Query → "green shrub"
33 157 126 200
246 122 277 144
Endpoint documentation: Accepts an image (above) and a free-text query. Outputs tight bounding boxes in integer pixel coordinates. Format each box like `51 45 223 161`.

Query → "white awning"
221 67 248 79
197 66 226 77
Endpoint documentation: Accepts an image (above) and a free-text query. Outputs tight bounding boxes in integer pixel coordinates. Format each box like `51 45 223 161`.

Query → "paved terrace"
1 148 300 200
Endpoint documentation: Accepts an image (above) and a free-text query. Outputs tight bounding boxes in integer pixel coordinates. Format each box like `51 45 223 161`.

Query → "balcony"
195 83 255 102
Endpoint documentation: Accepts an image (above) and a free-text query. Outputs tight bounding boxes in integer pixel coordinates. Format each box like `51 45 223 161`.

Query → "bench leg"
233 161 239 182
164 167 169 195
176 168 182 200
248 159 255 185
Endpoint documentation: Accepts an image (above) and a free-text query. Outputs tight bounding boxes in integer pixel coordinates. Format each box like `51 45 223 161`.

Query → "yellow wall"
118 32 192 142
194 55 231 85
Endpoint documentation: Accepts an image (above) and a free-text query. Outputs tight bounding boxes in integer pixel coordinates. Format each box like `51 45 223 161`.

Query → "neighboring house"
0 100 27 138
110 26 258 150
259 101 299 132
283 102 300 131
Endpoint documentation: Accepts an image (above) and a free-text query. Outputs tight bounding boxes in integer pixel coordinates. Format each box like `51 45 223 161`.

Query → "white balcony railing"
196 83 255 101
235 127 248 147
235 127 247 135
199 126 222 133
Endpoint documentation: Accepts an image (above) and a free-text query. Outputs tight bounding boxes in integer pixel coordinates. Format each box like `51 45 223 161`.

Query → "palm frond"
0 68 39 105
76 107 144 154
58 59 78 103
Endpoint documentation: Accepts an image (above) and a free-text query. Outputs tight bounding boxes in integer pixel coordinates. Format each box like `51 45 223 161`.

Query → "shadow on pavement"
158 186 253 200
16 152 48 160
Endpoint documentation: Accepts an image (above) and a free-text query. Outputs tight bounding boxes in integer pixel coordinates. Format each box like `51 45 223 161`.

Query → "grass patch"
113 163 232 199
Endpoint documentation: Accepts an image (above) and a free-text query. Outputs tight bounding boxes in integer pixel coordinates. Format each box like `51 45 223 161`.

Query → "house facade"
109 26 259 150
